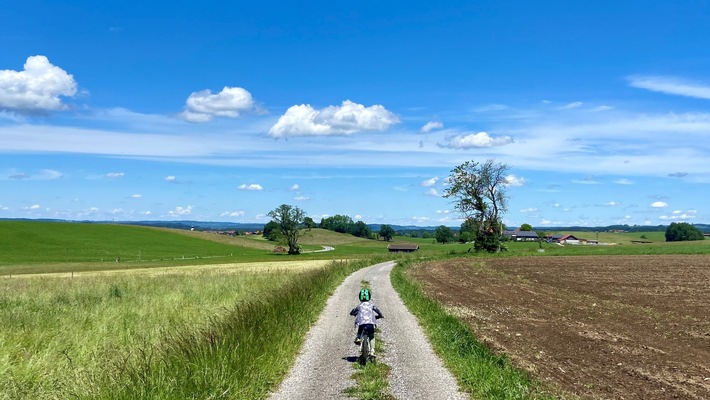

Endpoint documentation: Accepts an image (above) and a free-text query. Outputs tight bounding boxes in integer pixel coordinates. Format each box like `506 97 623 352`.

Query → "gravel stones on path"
268 261 468 400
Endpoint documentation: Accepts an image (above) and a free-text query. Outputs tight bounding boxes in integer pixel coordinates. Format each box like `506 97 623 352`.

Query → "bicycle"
356 316 382 365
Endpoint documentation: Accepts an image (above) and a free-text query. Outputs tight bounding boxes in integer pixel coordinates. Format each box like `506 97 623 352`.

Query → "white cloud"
425 188 439 197
505 175 525 187
354 214 363 220
294 196 309 201
168 205 193 216
628 75 710 100
474 104 508 112
130 194 142 198
180 86 256 123
659 209 696 220
650 201 668 208
436 210 450 214
615 178 633 185
268 100 399 137
221 210 245 217
165 175 176 182
591 105 613 112
290 184 300 191
420 121 443 133
106 172 124 178
239 183 263 191
520 208 538 213
560 101 583 109
28 204 41 210
605 201 619 206
0 55 77 113
441 131 513 149
421 177 439 187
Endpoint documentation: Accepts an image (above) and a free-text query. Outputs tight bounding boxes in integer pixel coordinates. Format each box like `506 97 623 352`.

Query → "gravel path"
268 261 468 400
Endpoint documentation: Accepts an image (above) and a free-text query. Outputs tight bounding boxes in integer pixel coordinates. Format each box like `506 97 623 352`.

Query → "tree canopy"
444 159 510 253
665 222 705 242
267 204 307 254
520 223 533 231
434 225 455 243
378 224 395 242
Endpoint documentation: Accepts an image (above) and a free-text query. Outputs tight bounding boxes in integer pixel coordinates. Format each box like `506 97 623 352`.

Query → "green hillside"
0 221 269 273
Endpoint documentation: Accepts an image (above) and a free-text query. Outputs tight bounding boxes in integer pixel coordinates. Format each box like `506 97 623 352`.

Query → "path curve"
268 261 468 399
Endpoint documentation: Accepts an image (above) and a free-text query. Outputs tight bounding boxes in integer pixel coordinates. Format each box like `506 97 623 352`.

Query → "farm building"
387 244 419 252
546 234 583 244
503 229 540 241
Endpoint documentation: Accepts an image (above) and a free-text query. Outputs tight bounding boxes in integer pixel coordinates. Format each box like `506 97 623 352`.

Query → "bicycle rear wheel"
359 337 370 365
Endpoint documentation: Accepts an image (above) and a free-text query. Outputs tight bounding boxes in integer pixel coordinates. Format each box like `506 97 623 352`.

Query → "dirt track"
269 261 467 399
410 255 710 400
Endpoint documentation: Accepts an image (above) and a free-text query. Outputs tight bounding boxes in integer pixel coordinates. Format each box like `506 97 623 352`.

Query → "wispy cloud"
559 101 583 110
628 75 710 100
420 121 443 133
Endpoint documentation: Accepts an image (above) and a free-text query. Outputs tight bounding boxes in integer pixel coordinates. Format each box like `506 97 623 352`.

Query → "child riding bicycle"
350 288 384 358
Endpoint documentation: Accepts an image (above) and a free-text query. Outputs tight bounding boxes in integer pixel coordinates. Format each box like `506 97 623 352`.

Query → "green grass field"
2 220 708 399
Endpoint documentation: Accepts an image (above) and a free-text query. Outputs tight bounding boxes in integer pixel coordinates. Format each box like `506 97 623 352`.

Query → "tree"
267 204 307 255
320 214 354 233
349 220 372 238
378 224 395 242
665 222 704 242
434 225 455 244
520 223 533 231
303 216 317 229
262 220 281 241
444 159 510 253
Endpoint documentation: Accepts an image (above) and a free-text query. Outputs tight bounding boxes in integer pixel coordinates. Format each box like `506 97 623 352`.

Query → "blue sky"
2 1 710 228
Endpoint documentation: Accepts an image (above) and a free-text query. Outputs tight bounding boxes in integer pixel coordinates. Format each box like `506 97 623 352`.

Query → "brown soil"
409 255 710 400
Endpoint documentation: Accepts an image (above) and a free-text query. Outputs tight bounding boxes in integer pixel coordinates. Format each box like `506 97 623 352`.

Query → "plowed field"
410 255 710 399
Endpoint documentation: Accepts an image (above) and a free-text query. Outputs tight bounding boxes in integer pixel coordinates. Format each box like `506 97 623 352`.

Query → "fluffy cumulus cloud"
239 183 263 191
420 121 443 133
659 209 697 221
441 131 513 149
0 55 77 113
650 201 668 208
168 205 193 216
268 100 399 137
504 175 525 187
421 177 439 187
180 86 256 122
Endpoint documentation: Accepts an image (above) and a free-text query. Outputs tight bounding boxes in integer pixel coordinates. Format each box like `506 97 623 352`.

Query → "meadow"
2 220 708 399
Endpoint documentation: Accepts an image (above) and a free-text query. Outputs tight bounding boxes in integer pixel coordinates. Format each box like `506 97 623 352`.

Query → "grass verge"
345 359 393 400
81 258 374 400
391 258 557 400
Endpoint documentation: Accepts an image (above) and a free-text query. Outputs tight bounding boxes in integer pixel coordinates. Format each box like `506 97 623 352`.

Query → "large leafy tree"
267 204 307 255
665 222 704 242
378 224 395 242
444 159 510 253
434 225 455 244
320 214 354 233
349 220 372 238
520 223 533 231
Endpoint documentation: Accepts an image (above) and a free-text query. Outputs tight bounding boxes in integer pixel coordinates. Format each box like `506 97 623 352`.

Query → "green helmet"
358 288 371 302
